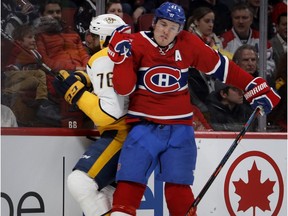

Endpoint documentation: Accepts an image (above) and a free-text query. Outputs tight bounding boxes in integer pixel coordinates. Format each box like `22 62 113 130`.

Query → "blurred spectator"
121 0 154 16
121 0 140 15
36 0 90 71
269 0 287 26
189 0 232 36
106 0 124 18
106 1 137 33
35 0 90 97
186 6 233 58
267 52 287 131
1 0 39 36
246 0 275 39
232 44 259 77
270 12 287 67
72 0 96 41
205 79 254 131
221 3 276 85
1 104 18 127
2 24 61 126
232 44 259 107
187 70 215 114
129 0 156 24
186 7 231 117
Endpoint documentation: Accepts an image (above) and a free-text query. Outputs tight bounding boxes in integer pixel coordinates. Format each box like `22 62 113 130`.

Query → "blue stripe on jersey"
206 51 229 82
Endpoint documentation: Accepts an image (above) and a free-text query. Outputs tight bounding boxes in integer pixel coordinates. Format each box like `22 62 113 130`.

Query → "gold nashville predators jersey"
76 47 129 133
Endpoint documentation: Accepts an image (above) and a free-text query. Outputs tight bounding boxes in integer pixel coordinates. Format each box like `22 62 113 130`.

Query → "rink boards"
1 128 287 216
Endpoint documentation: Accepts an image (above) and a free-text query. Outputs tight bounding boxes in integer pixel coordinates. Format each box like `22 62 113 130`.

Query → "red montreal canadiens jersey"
112 30 255 125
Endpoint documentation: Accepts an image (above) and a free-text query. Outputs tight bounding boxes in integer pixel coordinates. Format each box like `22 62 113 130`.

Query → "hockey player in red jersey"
107 2 281 216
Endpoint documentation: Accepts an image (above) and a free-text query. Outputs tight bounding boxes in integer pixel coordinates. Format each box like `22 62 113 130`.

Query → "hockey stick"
186 106 262 216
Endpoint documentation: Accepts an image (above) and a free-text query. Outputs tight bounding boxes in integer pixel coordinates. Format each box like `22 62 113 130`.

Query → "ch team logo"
143 66 182 94
224 151 284 216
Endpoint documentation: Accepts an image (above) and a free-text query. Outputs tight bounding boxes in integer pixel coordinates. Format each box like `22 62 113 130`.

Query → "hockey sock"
164 182 196 216
111 181 146 216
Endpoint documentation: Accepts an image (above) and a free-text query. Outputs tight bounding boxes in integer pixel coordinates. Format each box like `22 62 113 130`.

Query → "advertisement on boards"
1 134 286 216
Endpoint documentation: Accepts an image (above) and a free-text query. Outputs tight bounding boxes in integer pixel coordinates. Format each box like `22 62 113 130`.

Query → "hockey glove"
53 70 86 105
108 25 133 64
73 70 92 90
244 77 281 114
56 70 92 89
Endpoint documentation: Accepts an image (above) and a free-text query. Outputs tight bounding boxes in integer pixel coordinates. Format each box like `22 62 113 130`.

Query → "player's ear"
152 17 157 29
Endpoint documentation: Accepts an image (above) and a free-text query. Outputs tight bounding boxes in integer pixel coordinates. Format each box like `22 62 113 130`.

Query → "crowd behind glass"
1 0 287 132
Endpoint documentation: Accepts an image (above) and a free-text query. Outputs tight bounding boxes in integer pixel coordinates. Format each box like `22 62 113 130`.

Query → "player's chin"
158 39 171 47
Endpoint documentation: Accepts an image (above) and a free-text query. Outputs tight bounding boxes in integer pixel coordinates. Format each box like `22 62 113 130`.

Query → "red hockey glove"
108 25 133 64
53 70 86 105
244 77 281 114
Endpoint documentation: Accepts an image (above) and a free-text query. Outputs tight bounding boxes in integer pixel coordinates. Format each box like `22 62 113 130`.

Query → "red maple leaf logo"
233 161 276 215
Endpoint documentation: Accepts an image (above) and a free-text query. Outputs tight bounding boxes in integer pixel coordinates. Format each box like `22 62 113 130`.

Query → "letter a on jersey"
175 50 182 61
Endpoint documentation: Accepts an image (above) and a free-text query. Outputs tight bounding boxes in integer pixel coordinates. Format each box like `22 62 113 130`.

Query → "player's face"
237 49 257 75
18 33 36 50
85 33 100 52
195 12 215 37
153 19 180 47
232 9 253 37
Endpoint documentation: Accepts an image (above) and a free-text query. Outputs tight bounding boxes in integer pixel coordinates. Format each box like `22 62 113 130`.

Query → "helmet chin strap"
157 39 176 55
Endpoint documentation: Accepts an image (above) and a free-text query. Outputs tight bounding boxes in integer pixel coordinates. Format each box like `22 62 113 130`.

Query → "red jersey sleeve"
112 57 137 96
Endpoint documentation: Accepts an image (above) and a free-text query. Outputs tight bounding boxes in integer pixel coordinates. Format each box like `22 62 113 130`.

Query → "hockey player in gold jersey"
53 14 130 216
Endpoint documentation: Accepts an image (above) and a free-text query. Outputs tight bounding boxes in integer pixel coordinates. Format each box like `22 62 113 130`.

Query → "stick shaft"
186 106 261 215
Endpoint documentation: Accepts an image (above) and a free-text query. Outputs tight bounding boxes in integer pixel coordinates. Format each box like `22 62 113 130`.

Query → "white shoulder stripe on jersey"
140 31 158 47
128 110 193 120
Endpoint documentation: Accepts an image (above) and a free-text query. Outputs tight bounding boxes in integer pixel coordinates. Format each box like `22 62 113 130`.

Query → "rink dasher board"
1 131 286 216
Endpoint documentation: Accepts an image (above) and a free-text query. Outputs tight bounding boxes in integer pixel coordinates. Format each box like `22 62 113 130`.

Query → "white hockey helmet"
89 14 126 48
